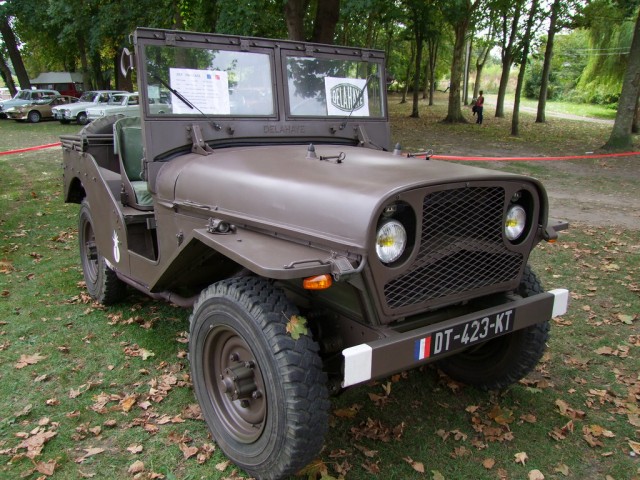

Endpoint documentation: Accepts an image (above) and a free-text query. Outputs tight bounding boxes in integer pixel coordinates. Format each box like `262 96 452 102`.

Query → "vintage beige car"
61 28 569 480
6 95 78 123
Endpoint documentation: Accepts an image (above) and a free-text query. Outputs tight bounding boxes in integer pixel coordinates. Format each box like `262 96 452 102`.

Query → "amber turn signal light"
303 274 333 290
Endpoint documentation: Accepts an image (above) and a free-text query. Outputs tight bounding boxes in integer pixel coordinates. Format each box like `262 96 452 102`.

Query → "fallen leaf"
35 459 57 476
127 444 143 454
127 460 145 474
554 463 570 476
215 460 231 471
629 440 640 455
15 353 46 369
403 456 424 473
179 442 198 459
285 314 308 340
431 470 445 480
514 452 528 465
528 469 545 480
483 458 495 470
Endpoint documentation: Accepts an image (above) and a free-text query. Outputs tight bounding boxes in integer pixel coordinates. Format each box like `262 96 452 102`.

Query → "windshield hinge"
189 124 214 156
356 125 381 150
240 39 250 51
165 33 176 46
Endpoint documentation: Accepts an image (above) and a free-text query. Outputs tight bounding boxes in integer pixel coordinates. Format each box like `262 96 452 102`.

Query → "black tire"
189 277 329 480
78 200 126 304
27 110 41 123
76 112 88 125
437 265 550 391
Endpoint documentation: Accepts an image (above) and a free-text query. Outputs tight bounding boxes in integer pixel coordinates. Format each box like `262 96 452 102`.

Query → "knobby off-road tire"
438 265 550 391
189 277 329 480
78 200 126 305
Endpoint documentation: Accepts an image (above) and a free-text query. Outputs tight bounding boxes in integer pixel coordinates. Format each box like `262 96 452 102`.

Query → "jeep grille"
384 186 523 310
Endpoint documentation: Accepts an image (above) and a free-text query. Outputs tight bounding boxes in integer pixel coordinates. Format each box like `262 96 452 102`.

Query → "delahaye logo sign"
330 83 364 112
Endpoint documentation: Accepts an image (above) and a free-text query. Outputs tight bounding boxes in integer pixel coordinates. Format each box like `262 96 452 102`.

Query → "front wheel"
27 110 41 123
76 112 88 125
189 277 329 479
78 200 126 304
437 266 550 391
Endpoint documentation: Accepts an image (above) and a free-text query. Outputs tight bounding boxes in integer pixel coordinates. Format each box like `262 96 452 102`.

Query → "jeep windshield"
142 44 385 119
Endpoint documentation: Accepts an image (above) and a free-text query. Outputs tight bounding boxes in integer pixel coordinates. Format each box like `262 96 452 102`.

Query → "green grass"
1 118 639 480
511 96 618 120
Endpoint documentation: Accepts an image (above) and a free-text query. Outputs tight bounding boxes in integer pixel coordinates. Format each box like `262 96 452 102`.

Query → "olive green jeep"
61 27 569 479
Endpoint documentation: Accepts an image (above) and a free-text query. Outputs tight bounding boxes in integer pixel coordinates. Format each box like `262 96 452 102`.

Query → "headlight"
376 220 407 264
505 205 526 241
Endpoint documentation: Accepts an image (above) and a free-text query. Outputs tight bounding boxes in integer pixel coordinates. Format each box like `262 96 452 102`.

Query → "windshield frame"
283 52 386 120
140 43 277 119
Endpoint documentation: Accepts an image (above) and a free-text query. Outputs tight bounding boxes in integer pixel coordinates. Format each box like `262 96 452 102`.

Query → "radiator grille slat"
384 187 523 310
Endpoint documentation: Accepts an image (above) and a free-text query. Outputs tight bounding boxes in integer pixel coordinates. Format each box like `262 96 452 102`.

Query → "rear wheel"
78 200 126 304
437 266 550 390
189 277 329 479
27 110 41 123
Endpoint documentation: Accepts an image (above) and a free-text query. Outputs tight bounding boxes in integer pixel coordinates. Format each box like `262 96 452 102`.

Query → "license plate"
415 309 515 360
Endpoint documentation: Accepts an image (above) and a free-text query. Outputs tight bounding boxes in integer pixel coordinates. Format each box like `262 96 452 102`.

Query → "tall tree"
535 0 561 123
512 0 541 136
284 0 340 44
442 0 483 123
495 0 524 117
604 6 640 149
0 49 17 95
0 12 29 89
473 20 495 99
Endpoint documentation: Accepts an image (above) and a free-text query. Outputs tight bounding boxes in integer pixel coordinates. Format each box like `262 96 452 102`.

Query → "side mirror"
120 48 135 77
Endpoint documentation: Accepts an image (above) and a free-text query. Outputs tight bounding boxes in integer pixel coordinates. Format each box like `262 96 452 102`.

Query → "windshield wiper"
151 74 196 111
340 73 378 130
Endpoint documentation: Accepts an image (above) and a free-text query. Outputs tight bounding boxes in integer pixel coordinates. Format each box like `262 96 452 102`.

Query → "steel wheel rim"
203 323 267 443
81 218 99 284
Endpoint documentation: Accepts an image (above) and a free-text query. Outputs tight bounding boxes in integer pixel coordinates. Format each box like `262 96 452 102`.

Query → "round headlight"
505 205 526 241
376 220 407 264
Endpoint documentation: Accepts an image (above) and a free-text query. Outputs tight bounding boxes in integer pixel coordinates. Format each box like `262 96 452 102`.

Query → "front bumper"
342 288 569 387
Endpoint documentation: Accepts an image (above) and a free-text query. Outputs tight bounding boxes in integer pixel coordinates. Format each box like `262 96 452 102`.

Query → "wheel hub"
220 359 262 402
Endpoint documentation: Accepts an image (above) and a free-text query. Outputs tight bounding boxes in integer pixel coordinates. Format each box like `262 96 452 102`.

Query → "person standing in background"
475 90 484 125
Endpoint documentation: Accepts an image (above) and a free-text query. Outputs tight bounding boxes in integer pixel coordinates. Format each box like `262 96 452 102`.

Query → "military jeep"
61 27 569 479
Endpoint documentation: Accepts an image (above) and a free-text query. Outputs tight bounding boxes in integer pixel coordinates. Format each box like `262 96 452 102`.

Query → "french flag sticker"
414 336 432 361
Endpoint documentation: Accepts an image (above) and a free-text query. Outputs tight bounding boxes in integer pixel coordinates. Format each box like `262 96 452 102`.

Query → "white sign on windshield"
324 77 369 117
169 68 230 114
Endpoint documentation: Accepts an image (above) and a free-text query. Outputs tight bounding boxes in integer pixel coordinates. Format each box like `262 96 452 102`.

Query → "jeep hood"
156 144 534 251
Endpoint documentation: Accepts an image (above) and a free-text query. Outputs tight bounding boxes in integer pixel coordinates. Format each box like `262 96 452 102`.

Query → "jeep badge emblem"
330 83 364 112
112 230 120 263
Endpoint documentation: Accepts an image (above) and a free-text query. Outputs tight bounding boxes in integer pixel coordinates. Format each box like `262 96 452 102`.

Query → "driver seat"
113 116 153 210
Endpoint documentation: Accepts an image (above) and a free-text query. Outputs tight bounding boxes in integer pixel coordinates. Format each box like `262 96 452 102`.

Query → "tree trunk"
473 39 492 99
0 50 17 96
312 0 340 44
633 91 639 134
411 32 424 118
401 41 415 104
77 34 92 91
428 37 438 106
495 1 522 118
422 57 429 100
443 20 469 122
604 8 640 150
285 0 307 41
463 39 472 105
512 0 539 136
536 0 560 123
0 15 30 89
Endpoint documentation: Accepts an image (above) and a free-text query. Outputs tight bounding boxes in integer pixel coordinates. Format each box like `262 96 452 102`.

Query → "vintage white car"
52 90 127 125
86 92 170 121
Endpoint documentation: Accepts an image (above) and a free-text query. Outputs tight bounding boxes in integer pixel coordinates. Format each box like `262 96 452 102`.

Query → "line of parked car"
0 89 171 124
